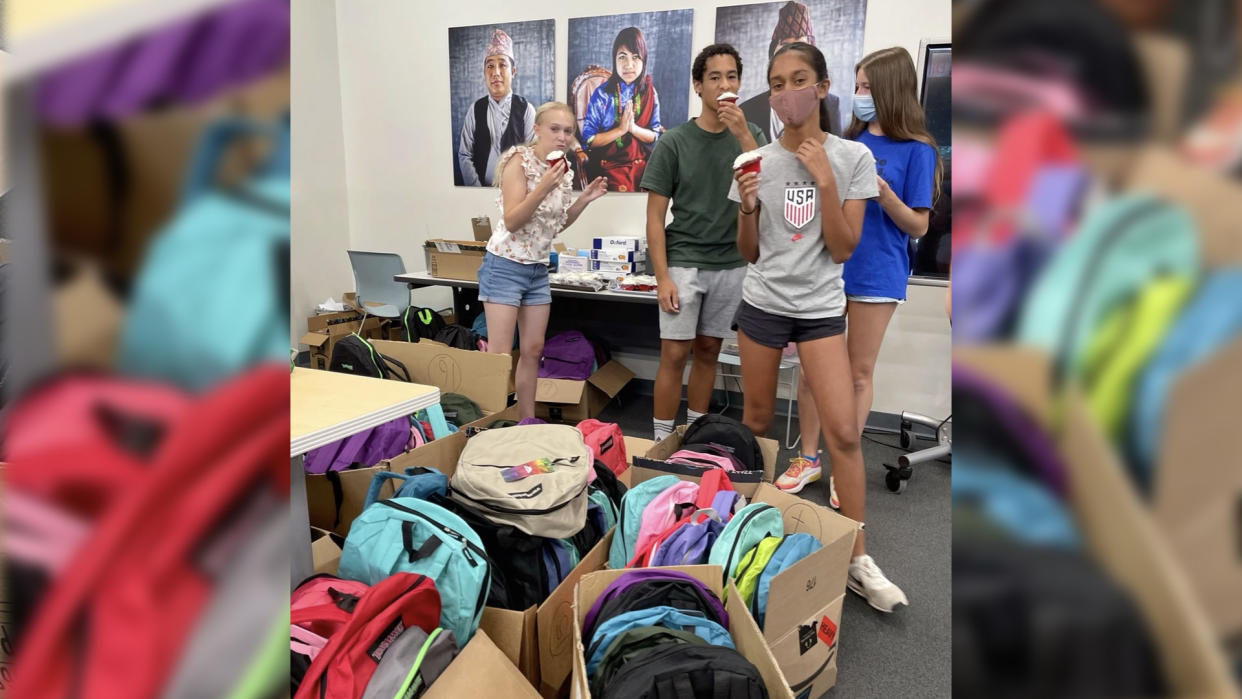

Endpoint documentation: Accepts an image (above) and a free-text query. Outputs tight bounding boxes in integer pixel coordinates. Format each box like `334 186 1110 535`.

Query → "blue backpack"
363 467 449 509
584 606 734 676
752 533 822 628
119 116 290 391
338 497 490 644
1128 269 1242 486
609 475 681 569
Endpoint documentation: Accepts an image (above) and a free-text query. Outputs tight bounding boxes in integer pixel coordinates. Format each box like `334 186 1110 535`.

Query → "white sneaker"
775 455 821 494
847 555 909 612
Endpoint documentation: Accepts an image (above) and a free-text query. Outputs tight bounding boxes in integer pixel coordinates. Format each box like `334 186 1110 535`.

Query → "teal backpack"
1128 269 1242 487
589 488 618 532
608 476 681 569
752 533 822 628
707 503 783 582
1015 195 1199 380
119 116 290 391
338 497 490 644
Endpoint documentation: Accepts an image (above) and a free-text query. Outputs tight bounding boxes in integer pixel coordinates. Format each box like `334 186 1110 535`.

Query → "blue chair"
346 250 410 329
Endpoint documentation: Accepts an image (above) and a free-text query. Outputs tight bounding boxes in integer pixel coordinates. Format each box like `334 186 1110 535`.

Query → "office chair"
346 250 410 338
883 412 951 492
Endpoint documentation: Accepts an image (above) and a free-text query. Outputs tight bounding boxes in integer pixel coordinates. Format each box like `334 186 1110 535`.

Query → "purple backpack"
538 331 597 380
650 511 724 567
582 569 728 641
303 416 410 474
711 492 742 522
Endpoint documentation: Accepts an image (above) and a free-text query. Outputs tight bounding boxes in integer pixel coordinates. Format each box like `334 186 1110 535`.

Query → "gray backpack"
361 627 458 699
450 424 591 539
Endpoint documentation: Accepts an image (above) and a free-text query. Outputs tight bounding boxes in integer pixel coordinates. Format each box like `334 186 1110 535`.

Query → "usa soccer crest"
784 186 816 229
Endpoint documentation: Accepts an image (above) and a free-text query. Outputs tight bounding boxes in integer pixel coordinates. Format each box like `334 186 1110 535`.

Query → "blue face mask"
853 94 876 122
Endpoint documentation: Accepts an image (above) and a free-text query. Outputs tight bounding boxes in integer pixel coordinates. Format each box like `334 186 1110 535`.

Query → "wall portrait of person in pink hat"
449 21 555 187
715 0 867 142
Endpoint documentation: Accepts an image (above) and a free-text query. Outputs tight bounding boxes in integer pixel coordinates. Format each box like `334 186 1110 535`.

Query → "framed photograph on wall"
567 9 694 192
715 0 868 142
449 19 555 188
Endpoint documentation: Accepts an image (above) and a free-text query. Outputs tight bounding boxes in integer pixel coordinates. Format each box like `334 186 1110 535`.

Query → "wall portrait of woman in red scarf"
568 11 693 192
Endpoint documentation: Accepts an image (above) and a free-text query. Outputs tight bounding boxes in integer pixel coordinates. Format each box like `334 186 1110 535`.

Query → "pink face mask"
771 83 821 127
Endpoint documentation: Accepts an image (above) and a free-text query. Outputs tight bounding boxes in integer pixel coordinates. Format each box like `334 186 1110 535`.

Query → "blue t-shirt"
842 132 937 299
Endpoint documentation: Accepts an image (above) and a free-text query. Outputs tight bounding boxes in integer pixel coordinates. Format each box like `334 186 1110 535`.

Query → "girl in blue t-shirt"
779 47 940 511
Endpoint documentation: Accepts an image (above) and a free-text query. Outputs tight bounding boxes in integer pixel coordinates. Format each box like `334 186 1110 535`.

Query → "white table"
290 368 448 587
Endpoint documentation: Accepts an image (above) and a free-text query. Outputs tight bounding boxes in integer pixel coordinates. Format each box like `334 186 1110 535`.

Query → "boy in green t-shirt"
640 44 767 440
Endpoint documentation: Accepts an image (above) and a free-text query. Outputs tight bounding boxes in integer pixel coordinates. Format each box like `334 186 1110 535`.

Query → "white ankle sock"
686 409 706 426
653 418 675 441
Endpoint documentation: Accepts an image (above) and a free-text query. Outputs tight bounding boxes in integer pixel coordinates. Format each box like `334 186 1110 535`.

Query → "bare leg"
653 339 693 420
798 334 866 556
737 329 782 437
686 335 724 413
797 372 822 454
845 301 898 436
514 304 550 420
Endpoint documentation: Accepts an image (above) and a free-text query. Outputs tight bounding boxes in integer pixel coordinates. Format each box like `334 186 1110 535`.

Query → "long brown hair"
845 47 942 205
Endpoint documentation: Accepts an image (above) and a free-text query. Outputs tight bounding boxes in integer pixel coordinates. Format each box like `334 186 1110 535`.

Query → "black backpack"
600 644 768 699
682 414 762 471
589 459 627 512
402 306 447 342
583 579 727 649
591 627 709 697
429 494 566 611
434 324 481 350
328 333 410 381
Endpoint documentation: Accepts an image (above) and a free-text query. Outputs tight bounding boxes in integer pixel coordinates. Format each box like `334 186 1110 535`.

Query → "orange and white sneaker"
829 476 840 510
775 455 821 494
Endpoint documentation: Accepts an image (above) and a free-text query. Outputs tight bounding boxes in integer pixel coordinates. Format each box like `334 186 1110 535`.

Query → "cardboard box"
535 360 634 423
370 340 513 414
590 260 638 275
300 311 384 370
471 216 493 242
592 237 642 251
309 527 343 575
570 566 794 699
588 248 645 262
424 239 488 281
557 254 592 274
425 629 540 699
956 346 1240 697
632 425 778 497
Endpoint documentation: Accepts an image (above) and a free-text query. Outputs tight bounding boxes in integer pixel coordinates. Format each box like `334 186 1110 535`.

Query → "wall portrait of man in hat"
449 21 555 187
715 0 867 142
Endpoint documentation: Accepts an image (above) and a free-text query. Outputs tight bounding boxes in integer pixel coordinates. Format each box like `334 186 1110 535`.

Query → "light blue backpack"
609 475 681 569
1015 195 1199 379
584 606 734 676
1128 269 1242 487
119 116 290 391
707 503 784 582
338 497 490 644
752 533 822 628
363 467 449 509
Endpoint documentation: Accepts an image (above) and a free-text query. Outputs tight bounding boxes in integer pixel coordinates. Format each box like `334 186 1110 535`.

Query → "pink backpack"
291 575 372 654
577 419 628 476
666 449 737 471
629 480 699 564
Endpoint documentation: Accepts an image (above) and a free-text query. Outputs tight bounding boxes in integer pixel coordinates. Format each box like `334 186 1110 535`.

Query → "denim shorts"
477 252 552 306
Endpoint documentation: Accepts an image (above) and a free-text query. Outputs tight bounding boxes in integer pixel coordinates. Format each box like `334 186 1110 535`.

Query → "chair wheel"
883 463 912 493
899 430 911 449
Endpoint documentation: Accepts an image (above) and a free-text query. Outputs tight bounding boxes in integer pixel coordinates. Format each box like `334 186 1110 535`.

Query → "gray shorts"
732 301 846 348
658 266 746 341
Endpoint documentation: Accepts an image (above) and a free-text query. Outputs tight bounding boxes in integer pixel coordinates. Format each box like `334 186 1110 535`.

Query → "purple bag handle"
582 569 728 635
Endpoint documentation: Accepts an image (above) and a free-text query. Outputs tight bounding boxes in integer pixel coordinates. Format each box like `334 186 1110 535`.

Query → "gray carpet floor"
596 385 951 699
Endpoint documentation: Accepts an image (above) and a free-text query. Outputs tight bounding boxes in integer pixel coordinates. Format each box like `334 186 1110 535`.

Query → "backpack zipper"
1053 199 1165 385
453 483 588 515
722 505 775 582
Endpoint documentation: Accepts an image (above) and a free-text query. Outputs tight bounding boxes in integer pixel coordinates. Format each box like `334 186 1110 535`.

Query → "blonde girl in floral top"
479 101 608 419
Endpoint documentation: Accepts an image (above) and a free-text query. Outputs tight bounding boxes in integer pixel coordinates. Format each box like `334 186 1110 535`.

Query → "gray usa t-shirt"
729 134 878 319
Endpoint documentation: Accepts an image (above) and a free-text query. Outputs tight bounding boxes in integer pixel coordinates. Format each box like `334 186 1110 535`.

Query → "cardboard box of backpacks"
309 422 633 696
570 565 794 699
633 433 861 697
300 309 384 371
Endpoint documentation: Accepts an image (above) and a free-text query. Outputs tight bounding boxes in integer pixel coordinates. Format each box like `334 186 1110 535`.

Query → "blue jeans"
477 252 552 306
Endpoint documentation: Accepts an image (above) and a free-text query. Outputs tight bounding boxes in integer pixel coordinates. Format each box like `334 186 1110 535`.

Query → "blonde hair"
845 47 942 205
493 101 577 186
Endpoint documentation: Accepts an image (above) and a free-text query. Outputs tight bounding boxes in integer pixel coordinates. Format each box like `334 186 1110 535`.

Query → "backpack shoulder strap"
379 352 411 382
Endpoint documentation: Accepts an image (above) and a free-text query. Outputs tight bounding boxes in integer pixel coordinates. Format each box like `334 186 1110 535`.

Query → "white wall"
294 0 952 417
290 0 354 346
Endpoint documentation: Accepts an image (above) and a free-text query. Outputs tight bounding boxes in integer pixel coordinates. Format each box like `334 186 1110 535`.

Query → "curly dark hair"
692 43 743 84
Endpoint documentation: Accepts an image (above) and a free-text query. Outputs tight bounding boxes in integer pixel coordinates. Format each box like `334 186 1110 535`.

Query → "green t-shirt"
640 118 767 270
